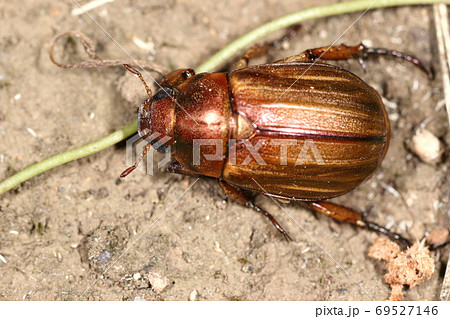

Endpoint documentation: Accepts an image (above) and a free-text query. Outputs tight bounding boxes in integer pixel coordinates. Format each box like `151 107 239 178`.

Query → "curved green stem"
0 0 447 195
197 0 449 72
0 120 137 194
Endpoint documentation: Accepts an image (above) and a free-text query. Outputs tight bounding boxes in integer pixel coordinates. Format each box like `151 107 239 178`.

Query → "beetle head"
120 65 195 177
138 68 195 151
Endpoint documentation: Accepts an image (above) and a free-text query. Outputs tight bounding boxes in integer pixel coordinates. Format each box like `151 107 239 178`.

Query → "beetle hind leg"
275 43 429 75
219 181 292 241
234 25 301 70
302 201 412 247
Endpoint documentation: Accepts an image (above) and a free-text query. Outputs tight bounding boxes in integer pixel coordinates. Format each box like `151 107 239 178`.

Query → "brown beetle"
121 43 427 245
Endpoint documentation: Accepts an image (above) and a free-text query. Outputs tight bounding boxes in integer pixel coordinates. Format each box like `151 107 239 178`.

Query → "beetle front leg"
219 181 292 241
275 43 428 74
302 201 412 247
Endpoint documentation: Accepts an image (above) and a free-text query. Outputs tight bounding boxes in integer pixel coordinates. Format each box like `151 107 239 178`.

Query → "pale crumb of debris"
318 30 327 39
410 129 441 164
362 39 374 47
368 237 435 301
26 127 37 138
213 241 224 254
0 254 6 264
189 289 198 301
146 272 169 293
435 99 446 111
382 97 398 109
132 36 156 56
14 93 22 100
390 285 404 302
71 0 114 16
22 291 32 300
380 182 401 198
426 229 450 247
388 112 399 122
133 272 141 280
398 220 413 234
301 247 311 254
9 230 18 235
412 78 419 91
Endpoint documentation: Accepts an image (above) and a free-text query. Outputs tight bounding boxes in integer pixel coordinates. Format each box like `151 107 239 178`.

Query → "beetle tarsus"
219 181 292 240
248 202 293 241
361 46 430 77
303 201 412 247
363 220 412 248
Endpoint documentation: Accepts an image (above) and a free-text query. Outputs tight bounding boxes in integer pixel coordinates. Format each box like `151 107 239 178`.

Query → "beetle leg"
234 25 301 70
274 43 429 75
120 142 152 178
219 181 292 241
167 161 199 176
234 44 272 70
302 201 412 247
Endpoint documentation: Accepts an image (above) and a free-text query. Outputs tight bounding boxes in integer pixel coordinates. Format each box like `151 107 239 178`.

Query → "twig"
434 3 450 301
433 4 450 126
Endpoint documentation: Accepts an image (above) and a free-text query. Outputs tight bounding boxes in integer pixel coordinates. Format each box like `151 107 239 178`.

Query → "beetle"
121 42 427 245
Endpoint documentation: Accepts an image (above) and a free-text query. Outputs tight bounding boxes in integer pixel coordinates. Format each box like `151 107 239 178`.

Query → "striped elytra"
222 63 389 200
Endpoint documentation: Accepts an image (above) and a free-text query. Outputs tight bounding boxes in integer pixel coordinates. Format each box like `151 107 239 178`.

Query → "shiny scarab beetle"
121 43 428 245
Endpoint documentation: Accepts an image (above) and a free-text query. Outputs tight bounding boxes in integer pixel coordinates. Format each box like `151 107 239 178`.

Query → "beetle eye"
182 69 194 80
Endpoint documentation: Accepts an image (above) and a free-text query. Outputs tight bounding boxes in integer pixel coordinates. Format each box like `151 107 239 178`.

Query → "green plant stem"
197 0 449 72
0 0 447 195
0 120 137 194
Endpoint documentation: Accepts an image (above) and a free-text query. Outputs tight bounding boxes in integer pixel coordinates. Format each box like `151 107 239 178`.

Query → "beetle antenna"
123 64 153 99
120 142 152 178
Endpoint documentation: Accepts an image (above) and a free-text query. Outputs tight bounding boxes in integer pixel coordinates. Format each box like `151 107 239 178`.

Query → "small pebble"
410 129 441 164
97 250 112 265
189 289 198 301
213 241 224 254
147 272 169 292
426 229 450 246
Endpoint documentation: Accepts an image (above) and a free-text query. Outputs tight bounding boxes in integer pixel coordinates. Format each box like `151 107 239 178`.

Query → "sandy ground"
0 0 449 300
